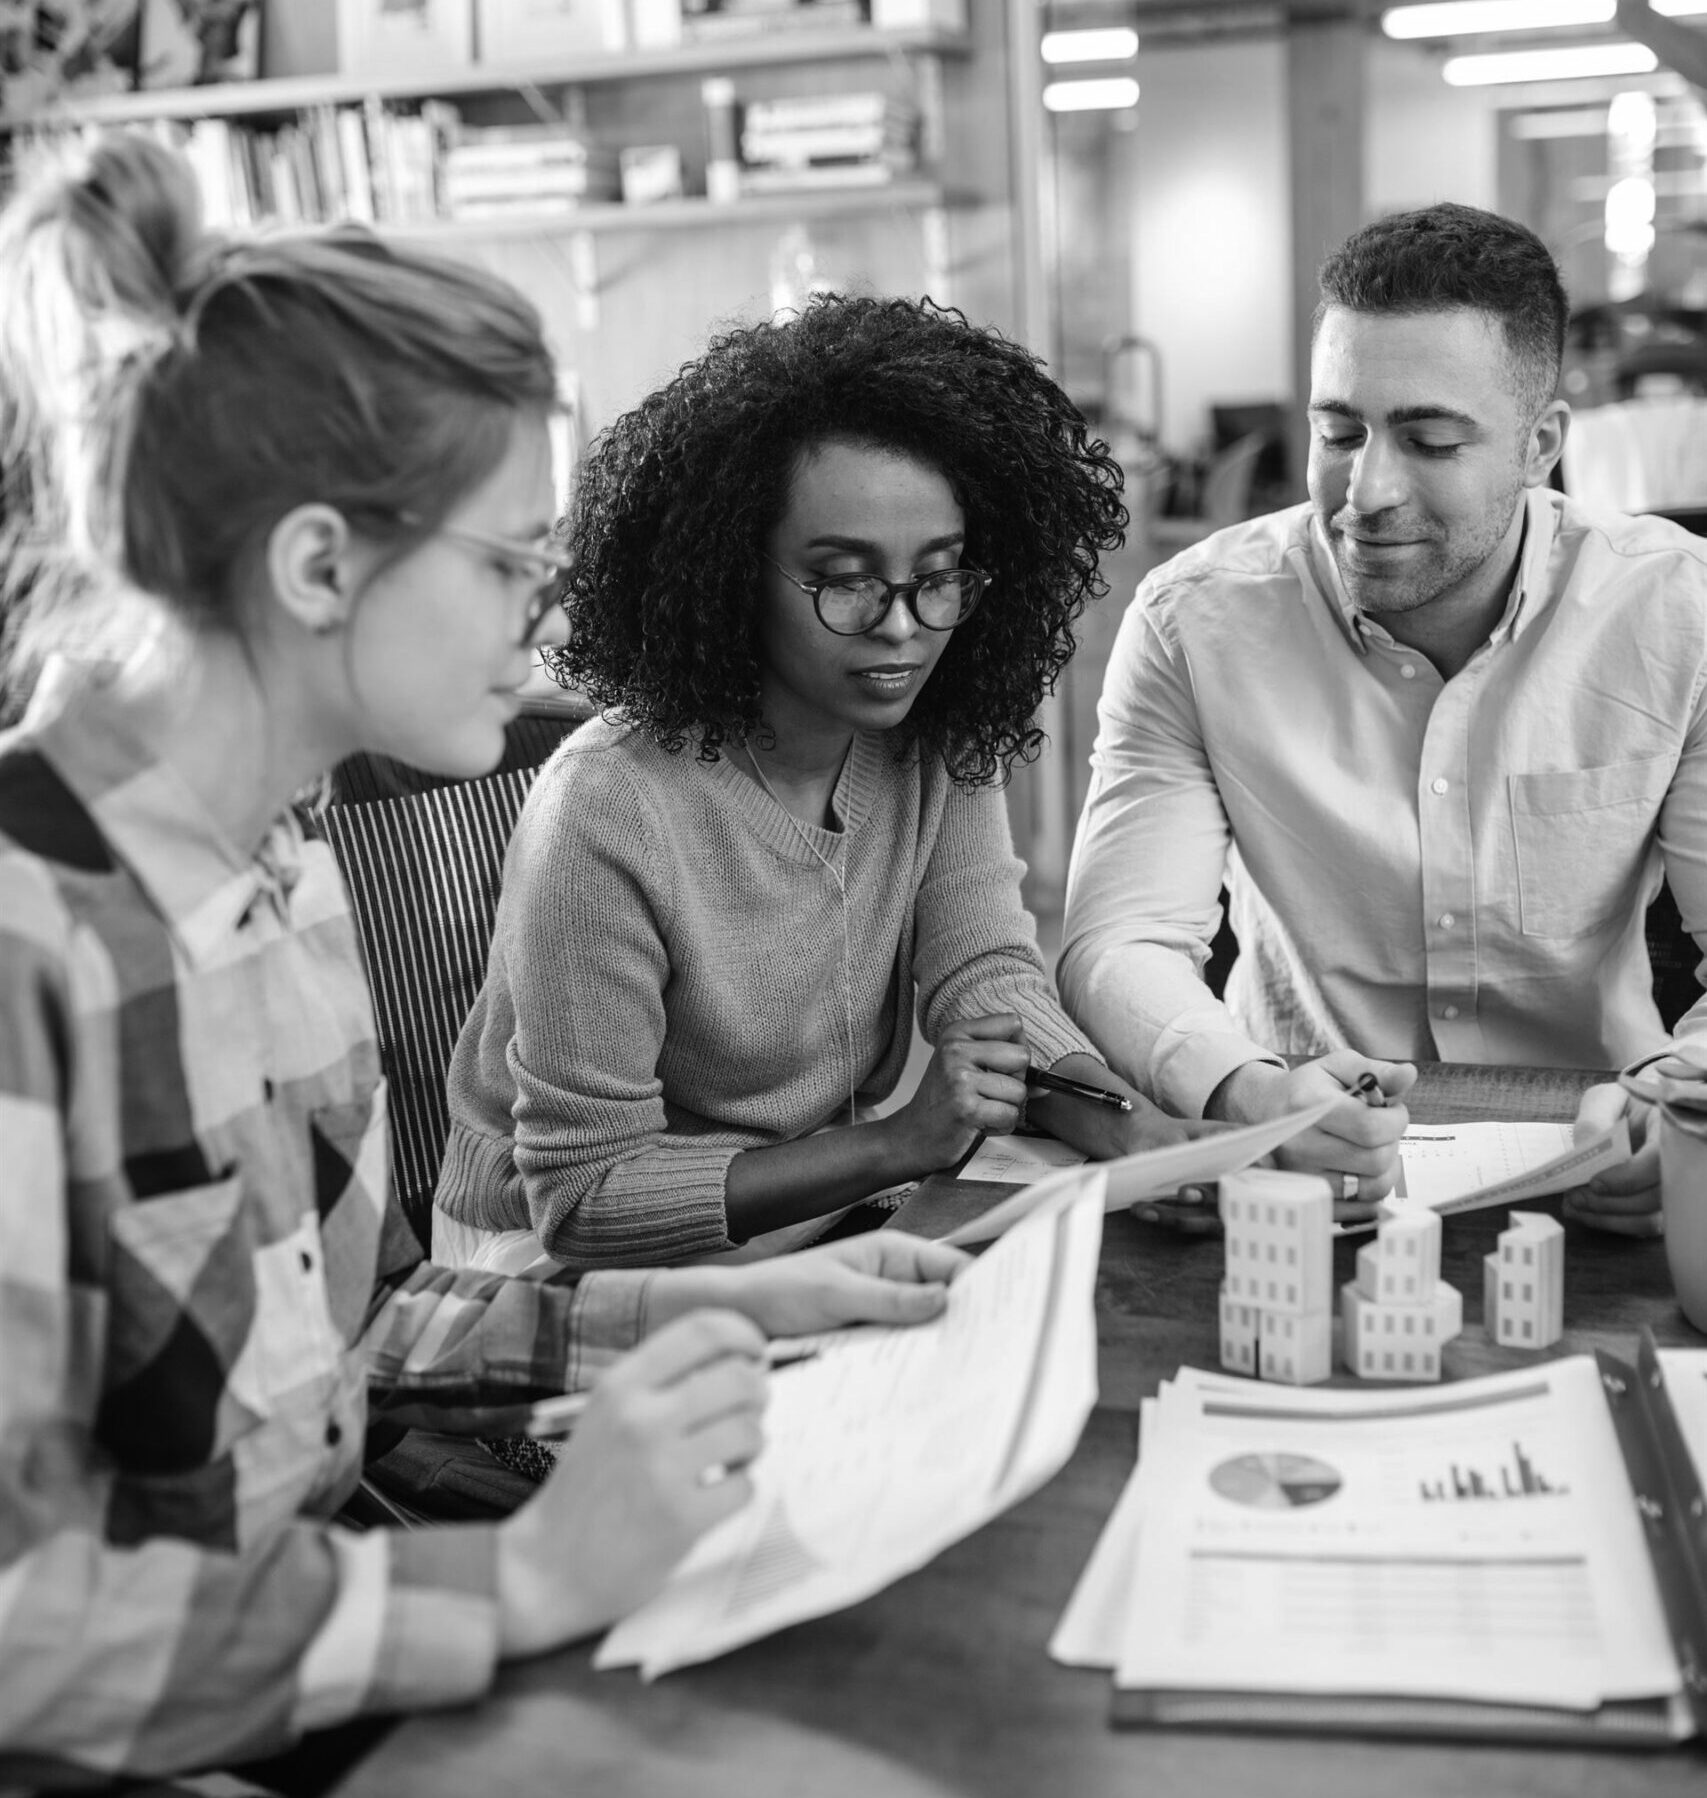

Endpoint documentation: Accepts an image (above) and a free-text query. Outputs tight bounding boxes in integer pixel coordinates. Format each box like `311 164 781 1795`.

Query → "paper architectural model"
1340 1206 1463 1382
1482 1210 1565 1349
1219 1168 1334 1385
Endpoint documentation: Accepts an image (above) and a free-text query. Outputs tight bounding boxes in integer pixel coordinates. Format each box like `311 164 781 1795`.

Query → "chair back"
314 713 581 1245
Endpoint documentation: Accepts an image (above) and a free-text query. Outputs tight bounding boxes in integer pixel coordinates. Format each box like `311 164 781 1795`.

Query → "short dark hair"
547 294 1127 786
1315 202 1567 418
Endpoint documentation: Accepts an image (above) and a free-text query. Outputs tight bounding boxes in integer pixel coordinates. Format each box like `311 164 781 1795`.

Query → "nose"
532 598 570 651
1344 435 1408 517
867 586 922 644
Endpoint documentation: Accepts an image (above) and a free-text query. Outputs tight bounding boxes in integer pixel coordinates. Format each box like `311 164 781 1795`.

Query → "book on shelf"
1052 1332 1707 1747
737 157 912 194
681 0 870 38
743 91 914 131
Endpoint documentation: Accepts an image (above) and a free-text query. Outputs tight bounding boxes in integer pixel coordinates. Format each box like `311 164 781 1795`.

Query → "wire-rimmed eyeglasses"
404 516 571 647
763 552 991 637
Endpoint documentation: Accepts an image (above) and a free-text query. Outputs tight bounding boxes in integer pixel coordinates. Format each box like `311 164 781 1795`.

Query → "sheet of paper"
1049 1398 1149 1667
960 1133 1089 1183
1659 1349 1707 1477
944 1096 1339 1248
1113 1358 1680 1710
594 1171 1107 1679
1375 1119 1628 1223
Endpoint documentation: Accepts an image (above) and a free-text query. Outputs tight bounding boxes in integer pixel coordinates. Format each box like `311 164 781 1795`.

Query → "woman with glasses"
433 294 1188 1277
0 137 969 1786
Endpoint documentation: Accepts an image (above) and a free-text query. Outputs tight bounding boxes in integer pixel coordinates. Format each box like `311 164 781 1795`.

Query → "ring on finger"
1336 1172 1360 1203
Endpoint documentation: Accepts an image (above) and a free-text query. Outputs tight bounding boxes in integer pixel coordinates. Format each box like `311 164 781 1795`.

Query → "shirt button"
1441 1004 1460 1020
1430 777 1449 796
1400 663 1417 680
325 1421 343 1448
300 1250 314 1274
263 1077 276 1102
1438 913 1455 929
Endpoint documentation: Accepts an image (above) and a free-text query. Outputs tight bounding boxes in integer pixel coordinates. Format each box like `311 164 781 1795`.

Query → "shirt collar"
19 654 308 962
1305 485 1561 656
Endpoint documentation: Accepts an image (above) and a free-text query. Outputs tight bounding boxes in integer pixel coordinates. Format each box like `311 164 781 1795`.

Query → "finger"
678 1412 767 1478
946 1039 1032 1077
1574 1082 1631 1141
1315 1054 1418 1102
810 1233 972 1287
808 1270 953 1327
1563 1192 1664 1238
661 1355 769 1431
1310 1100 1410 1152
620 1309 768 1392
1585 1137 1660 1197
1567 1179 1661 1217
940 1013 1027 1044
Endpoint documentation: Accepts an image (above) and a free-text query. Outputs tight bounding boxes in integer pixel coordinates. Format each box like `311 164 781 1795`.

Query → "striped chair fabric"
315 713 580 1246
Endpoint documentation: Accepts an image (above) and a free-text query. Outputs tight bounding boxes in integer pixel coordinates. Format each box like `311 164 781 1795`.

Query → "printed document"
1056 1360 1680 1711
1379 1119 1629 1222
595 1171 1107 1678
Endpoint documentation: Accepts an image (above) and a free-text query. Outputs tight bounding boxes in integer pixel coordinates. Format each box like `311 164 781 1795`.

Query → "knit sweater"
434 716 1094 1267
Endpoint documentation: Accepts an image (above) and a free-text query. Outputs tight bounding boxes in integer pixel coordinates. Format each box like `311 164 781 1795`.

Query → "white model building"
1219 1167 1334 1385
1339 1205 1463 1382
1483 1210 1565 1349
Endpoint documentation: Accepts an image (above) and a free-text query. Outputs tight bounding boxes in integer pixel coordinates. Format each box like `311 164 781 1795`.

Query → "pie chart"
1209 1451 1343 1509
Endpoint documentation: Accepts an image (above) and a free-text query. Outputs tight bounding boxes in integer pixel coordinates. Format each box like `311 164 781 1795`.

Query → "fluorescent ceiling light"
1041 27 1139 63
1383 0 1707 34
1042 77 1141 111
1443 42 1659 82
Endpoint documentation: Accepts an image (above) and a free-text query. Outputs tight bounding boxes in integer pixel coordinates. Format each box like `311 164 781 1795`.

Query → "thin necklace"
741 741 858 1129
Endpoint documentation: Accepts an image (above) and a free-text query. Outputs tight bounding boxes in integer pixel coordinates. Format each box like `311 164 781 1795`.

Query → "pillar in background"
1286 13 1366 497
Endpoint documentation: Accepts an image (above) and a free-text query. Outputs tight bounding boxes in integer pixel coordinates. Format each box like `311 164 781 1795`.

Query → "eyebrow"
1308 400 1481 432
800 532 966 555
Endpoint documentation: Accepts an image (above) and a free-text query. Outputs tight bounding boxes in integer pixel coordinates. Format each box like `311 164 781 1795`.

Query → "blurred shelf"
402 178 970 241
0 28 969 133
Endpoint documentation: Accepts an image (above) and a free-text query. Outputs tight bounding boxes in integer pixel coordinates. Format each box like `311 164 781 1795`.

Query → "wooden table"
334 1065 1707 1798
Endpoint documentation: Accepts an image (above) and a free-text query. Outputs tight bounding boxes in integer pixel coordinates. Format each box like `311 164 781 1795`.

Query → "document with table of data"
594 1170 1107 1679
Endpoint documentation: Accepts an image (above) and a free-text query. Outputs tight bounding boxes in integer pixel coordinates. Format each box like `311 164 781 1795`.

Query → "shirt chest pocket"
1508 755 1672 939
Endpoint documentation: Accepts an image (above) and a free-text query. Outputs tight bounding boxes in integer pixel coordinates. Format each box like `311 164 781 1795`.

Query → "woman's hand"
886 1013 1032 1173
652 1232 971 1339
495 1310 767 1657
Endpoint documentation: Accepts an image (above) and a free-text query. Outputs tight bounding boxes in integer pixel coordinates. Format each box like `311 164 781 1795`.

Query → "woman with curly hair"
433 295 1186 1273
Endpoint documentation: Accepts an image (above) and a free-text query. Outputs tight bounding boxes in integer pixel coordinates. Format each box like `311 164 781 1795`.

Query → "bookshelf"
0 28 970 133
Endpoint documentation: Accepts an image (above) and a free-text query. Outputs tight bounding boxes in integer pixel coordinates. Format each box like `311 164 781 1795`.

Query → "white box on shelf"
629 0 683 47
477 0 628 61
338 0 475 79
620 143 685 205
871 0 967 27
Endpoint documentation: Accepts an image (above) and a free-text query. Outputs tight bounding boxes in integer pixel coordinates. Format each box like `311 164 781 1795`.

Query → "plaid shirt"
0 657 654 1785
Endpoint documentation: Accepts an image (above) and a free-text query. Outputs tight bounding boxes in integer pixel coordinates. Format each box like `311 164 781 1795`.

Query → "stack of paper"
1052 1357 1700 1735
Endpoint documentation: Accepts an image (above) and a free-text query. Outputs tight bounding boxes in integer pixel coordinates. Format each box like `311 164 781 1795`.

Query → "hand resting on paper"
1565 1082 1661 1238
648 1232 973 1338
1203 1051 1415 1207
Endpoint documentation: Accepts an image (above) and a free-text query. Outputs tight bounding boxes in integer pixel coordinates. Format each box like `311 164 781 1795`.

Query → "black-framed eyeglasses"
402 515 572 648
763 552 991 637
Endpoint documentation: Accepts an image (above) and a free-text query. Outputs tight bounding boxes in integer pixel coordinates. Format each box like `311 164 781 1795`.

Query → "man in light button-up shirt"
1060 202 1707 1230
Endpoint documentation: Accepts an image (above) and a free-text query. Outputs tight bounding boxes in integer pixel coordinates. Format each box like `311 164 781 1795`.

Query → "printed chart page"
1659 1349 1707 1475
1381 1119 1627 1221
1113 1358 1679 1711
595 1173 1106 1679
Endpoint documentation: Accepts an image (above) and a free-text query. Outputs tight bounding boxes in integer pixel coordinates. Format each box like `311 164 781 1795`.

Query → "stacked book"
738 89 918 194
681 0 870 40
441 124 620 220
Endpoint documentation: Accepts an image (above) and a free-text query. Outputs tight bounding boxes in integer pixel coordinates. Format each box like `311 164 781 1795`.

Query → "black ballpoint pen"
1025 1066 1133 1113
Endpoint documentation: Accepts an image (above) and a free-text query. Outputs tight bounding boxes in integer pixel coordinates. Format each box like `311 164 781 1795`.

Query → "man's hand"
495 1310 767 1657
1564 1082 1661 1238
1206 1052 1415 1201
650 1233 971 1338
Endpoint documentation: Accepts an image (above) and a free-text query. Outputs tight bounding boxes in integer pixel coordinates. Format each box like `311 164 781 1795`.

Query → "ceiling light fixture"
1382 0 1707 35
1442 41 1660 81
1042 76 1141 111
1041 26 1140 63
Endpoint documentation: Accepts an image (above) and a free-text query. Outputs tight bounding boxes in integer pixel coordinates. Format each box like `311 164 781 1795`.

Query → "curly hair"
545 294 1127 785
